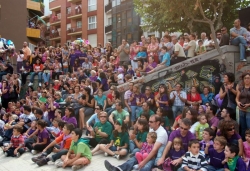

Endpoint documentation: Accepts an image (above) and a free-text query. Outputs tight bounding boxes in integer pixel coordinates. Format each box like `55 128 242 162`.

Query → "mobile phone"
240 103 246 107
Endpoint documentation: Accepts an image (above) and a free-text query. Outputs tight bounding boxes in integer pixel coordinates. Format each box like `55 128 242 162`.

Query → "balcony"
49 30 61 41
105 2 112 13
67 9 82 19
27 0 44 16
26 27 41 38
67 26 82 36
49 0 61 11
50 15 61 26
105 25 112 34
67 0 82 4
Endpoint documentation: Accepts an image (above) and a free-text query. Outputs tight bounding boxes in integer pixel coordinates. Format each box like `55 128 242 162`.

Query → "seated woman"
200 86 214 105
54 92 64 103
94 89 107 111
62 107 77 128
186 86 202 109
217 120 243 156
86 111 112 148
144 56 157 73
105 90 121 116
58 128 92 170
91 119 129 160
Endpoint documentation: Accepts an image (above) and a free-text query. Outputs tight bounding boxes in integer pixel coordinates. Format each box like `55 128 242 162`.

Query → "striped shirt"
181 151 208 171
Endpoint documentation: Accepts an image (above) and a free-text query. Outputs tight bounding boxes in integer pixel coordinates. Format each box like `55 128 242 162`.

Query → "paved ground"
0 150 128 171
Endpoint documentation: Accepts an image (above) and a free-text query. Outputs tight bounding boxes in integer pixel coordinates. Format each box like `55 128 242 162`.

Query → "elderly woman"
200 86 214 105
89 70 97 82
217 120 243 156
54 91 64 103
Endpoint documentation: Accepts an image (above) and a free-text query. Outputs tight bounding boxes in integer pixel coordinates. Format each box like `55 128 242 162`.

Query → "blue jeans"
0 71 7 81
63 68 68 74
42 73 50 83
105 107 115 116
52 149 68 161
129 140 140 154
155 145 165 166
239 110 250 138
130 106 142 122
231 36 247 60
172 106 184 119
206 165 224 171
30 72 42 83
117 156 154 171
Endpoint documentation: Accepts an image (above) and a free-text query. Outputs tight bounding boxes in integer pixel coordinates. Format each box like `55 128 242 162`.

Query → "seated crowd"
0 19 249 171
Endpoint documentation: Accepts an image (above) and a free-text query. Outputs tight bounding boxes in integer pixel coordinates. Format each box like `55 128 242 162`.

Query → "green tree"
134 0 249 54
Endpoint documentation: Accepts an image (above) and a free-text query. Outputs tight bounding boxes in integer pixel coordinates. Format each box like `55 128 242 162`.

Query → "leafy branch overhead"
134 0 250 33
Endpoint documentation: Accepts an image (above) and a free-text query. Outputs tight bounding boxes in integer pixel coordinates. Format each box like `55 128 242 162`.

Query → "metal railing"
67 26 82 34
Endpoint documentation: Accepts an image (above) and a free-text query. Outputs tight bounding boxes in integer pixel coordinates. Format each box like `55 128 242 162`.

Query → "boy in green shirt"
57 128 92 171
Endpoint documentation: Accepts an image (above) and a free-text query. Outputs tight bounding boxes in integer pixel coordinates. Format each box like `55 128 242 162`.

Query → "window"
66 7 71 14
88 34 97 47
88 0 97 12
88 16 96 30
67 23 71 30
108 17 112 25
76 21 82 28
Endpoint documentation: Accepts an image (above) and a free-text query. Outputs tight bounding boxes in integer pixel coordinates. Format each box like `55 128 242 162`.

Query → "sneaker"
114 154 120 160
129 153 134 158
4 152 8 157
72 165 83 171
31 150 37 155
133 164 139 170
241 59 247 62
16 152 20 158
55 159 64 168
104 160 119 171
25 147 30 152
28 82 33 86
104 152 108 156
36 157 48 167
39 83 42 87
31 155 45 163
246 47 250 51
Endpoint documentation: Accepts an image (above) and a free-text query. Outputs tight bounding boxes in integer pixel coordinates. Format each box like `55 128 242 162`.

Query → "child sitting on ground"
179 139 208 171
205 136 227 171
26 120 50 155
46 118 61 138
23 120 37 140
242 129 250 169
163 137 185 171
3 125 25 157
195 114 209 141
200 128 214 152
223 143 246 171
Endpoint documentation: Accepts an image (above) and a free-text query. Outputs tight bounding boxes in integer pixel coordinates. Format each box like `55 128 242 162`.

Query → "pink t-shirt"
243 141 250 158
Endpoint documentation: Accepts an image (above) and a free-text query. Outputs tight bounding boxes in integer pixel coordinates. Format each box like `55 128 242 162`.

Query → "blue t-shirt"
162 52 170 66
94 95 107 107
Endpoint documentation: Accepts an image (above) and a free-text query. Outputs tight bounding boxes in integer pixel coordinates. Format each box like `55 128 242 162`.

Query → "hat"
117 67 124 73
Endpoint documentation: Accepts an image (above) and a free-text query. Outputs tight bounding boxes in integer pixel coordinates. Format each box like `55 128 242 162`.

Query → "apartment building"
49 0 104 47
104 0 142 48
0 0 45 50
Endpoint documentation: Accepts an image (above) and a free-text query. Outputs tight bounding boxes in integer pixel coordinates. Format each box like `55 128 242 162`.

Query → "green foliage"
134 0 250 34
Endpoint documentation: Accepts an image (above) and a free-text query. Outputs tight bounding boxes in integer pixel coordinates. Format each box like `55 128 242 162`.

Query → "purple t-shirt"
169 129 195 152
200 140 213 151
209 116 219 128
169 148 185 160
142 93 154 102
38 129 50 145
90 76 97 82
159 94 168 110
217 131 241 144
145 62 157 72
208 148 225 168
127 69 135 76
69 53 79 66
24 65 32 71
46 102 59 121
130 93 142 106
101 78 109 91
62 116 77 128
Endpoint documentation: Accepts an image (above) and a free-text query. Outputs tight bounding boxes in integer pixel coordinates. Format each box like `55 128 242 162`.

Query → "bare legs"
79 107 86 129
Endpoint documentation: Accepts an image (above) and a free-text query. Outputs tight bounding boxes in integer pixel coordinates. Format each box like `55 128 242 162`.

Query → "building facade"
49 0 104 47
0 0 45 50
105 0 142 48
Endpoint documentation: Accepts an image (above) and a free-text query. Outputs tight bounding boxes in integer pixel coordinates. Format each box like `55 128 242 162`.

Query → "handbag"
162 158 172 171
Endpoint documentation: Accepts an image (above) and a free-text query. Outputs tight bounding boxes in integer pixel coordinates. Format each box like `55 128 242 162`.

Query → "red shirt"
187 93 201 102
10 134 24 148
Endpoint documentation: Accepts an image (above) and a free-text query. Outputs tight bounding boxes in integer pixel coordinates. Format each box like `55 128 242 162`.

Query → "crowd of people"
0 18 249 171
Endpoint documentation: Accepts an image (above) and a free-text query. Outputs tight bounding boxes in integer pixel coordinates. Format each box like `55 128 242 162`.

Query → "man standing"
117 39 130 65
170 83 187 119
22 42 31 64
104 115 168 171
230 19 249 62
219 26 230 46
171 37 186 65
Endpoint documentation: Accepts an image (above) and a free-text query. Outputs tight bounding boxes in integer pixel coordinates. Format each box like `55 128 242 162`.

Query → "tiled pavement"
0 150 128 171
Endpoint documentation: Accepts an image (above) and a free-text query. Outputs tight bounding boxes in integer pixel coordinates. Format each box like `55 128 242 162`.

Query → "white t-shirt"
117 73 124 84
187 40 196 57
190 121 199 134
149 125 168 145
124 90 132 105
174 43 186 57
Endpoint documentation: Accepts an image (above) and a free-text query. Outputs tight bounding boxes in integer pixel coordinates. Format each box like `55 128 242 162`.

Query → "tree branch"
197 0 210 21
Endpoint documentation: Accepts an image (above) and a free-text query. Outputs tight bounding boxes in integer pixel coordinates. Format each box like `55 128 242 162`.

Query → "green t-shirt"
93 121 113 142
136 131 148 142
69 141 92 160
138 109 155 117
39 97 47 103
111 131 129 149
112 109 129 121
195 123 209 140
163 116 170 128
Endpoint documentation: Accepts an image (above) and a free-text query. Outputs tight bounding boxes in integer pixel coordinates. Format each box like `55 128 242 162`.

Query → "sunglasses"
227 127 235 131
180 126 188 131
